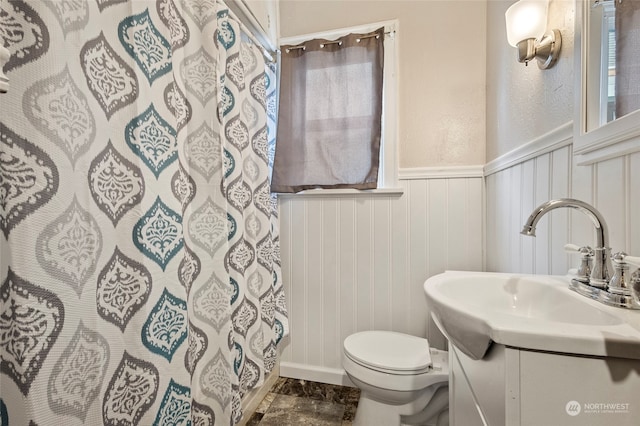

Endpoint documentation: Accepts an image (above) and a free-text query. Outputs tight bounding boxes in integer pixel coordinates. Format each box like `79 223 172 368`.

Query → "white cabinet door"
519 350 640 426
451 346 510 426
450 348 486 426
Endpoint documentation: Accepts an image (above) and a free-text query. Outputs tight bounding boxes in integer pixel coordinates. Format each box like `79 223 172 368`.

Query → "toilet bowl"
342 331 449 426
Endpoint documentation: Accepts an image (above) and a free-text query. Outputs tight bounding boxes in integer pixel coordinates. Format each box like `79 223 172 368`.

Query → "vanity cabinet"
449 344 640 426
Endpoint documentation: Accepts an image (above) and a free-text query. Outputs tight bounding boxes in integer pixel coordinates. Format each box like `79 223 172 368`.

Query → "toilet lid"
344 331 432 373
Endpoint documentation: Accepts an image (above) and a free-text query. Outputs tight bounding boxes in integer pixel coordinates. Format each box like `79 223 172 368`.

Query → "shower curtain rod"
225 0 277 63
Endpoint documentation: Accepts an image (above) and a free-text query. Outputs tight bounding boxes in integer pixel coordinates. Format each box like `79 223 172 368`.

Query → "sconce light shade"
505 0 548 47
505 0 561 69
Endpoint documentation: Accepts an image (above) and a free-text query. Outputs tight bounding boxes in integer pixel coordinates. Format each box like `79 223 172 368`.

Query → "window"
272 21 398 194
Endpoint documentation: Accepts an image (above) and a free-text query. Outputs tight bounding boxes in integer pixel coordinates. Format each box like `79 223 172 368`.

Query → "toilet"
342 331 449 426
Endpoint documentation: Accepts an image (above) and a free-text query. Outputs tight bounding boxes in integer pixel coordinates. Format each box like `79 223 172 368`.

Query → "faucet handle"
564 243 593 256
564 244 593 283
621 255 640 268
608 252 640 296
617 255 640 302
611 252 640 268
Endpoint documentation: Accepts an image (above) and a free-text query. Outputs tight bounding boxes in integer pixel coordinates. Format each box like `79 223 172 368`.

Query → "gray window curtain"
272 28 384 193
615 0 640 118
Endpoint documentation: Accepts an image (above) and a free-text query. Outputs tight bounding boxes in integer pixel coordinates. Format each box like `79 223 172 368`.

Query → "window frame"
277 20 401 196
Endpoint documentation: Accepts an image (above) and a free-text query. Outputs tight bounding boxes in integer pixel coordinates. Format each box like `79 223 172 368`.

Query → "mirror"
574 0 640 164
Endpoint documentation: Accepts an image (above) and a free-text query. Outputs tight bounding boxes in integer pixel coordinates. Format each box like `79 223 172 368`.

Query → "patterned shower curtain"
0 1 288 425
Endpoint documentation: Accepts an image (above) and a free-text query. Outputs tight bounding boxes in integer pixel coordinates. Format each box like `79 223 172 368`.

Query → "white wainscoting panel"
486 135 640 278
278 174 484 384
486 146 573 275
279 145 640 386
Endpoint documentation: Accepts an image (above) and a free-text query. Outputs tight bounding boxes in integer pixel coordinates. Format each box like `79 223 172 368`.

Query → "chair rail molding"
484 122 573 176
399 165 485 180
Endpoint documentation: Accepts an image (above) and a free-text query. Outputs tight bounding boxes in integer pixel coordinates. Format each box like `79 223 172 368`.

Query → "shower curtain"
0 1 288 424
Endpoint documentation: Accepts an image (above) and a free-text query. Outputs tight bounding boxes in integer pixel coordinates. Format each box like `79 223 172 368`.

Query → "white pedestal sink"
424 271 640 426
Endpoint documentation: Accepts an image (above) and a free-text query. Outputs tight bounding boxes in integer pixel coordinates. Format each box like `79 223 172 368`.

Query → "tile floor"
245 377 360 425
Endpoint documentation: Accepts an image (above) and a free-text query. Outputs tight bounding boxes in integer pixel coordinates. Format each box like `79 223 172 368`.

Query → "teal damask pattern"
215 10 236 49
141 288 188 361
133 197 184 271
0 400 7 424
154 379 192 425
223 147 236 178
125 104 178 178
219 86 236 117
0 1 287 425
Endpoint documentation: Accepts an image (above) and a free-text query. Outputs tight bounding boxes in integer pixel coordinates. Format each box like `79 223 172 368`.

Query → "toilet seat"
343 331 432 375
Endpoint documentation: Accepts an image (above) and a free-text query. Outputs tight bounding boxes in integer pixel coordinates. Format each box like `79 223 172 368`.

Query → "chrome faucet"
521 198 613 288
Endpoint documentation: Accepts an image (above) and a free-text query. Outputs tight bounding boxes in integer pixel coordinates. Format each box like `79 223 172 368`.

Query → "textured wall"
279 0 487 168
486 0 575 161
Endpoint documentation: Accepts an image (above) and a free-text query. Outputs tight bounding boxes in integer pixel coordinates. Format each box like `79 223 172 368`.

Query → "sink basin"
435 274 622 326
424 271 640 360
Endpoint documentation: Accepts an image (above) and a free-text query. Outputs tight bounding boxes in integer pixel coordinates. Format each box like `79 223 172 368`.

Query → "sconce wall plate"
516 29 562 69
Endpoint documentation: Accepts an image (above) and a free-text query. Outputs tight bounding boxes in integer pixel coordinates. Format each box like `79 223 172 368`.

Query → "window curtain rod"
284 30 394 53
224 0 277 63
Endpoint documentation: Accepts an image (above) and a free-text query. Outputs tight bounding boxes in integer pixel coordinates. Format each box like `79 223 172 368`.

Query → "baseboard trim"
484 121 573 176
238 364 280 426
279 361 355 387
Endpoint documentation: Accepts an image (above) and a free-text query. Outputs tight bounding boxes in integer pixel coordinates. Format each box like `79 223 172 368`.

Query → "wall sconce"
505 0 561 69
